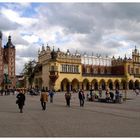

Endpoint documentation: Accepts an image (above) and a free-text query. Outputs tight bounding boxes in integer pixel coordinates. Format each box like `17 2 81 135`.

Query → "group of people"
86 88 123 103
16 88 86 113
16 89 55 113
0 88 16 96
65 89 85 107
105 88 122 103
15 87 127 113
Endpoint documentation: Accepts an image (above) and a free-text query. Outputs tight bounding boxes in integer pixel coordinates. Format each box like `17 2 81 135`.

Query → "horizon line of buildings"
0 30 140 91
31 44 140 91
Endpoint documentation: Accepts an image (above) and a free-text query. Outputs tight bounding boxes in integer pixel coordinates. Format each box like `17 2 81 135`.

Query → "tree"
22 60 37 88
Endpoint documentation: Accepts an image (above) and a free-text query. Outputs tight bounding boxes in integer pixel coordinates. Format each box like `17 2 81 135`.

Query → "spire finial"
124 54 127 60
8 35 11 42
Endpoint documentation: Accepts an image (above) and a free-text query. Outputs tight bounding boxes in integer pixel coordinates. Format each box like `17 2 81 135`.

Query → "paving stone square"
0 91 140 137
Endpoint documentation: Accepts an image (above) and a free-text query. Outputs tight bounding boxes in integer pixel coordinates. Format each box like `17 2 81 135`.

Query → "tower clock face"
4 64 8 74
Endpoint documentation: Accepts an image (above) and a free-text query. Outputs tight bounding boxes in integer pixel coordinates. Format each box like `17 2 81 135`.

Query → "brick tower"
3 35 16 89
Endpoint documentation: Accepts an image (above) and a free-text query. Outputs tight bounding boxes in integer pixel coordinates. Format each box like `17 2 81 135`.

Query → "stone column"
124 82 129 101
105 82 108 90
89 82 92 90
79 82 83 90
111 82 115 90
69 82 72 91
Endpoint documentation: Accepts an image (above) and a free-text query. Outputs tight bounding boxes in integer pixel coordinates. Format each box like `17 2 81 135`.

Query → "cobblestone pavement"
0 90 140 137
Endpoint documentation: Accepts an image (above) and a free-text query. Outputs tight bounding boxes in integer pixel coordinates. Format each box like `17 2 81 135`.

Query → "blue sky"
0 3 140 74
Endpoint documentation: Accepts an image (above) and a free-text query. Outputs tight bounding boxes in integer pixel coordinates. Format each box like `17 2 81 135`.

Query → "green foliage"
22 60 37 88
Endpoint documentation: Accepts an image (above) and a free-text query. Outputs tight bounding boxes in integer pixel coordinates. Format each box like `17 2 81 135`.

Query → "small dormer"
46 44 50 51
57 48 60 52
66 49 70 55
51 47 57 60
112 56 115 60
134 45 137 53
124 54 127 60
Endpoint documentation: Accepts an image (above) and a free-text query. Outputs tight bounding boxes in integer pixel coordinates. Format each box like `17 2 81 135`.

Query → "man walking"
65 90 71 107
16 89 25 113
78 89 85 107
40 89 48 110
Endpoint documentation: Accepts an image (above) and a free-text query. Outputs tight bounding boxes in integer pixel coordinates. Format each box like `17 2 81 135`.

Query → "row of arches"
61 78 140 91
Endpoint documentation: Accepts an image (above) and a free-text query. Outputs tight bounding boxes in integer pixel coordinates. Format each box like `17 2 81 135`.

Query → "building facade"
33 44 140 91
0 31 16 89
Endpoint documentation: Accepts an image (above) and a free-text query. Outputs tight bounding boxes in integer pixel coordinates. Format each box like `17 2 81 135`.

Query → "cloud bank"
0 3 140 74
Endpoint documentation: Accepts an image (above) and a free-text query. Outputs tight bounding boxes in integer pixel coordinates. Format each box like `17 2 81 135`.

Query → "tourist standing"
89 89 94 101
65 90 71 107
98 88 102 97
40 89 48 110
105 88 110 102
16 89 25 113
49 89 54 103
78 89 85 107
115 89 120 103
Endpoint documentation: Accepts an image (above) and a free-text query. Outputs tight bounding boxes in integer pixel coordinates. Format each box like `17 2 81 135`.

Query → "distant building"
0 31 16 89
31 44 140 91
16 75 25 88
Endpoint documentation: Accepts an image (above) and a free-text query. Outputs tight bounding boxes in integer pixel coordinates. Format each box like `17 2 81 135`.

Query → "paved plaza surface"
0 90 140 137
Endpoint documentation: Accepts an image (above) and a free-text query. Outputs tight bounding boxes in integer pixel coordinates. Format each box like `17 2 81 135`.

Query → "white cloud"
1 3 140 74
23 34 40 43
1 7 38 28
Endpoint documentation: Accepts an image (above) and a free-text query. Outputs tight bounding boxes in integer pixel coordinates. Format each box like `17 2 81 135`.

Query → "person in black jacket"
16 89 25 113
78 89 85 107
65 90 71 107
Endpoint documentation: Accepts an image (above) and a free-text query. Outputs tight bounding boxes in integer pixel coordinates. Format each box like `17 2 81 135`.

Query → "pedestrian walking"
0 88 3 96
16 89 25 113
89 89 93 101
98 88 102 97
40 89 48 110
78 89 85 107
49 89 54 103
65 90 71 107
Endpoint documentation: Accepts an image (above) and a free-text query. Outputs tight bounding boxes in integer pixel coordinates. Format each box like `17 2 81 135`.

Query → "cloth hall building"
33 45 140 91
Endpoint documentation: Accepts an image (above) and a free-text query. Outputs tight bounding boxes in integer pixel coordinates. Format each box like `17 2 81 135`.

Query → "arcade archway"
83 79 89 90
91 79 98 90
61 78 70 91
71 78 79 91
107 79 113 90
99 79 106 90
129 80 134 90
114 80 120 90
